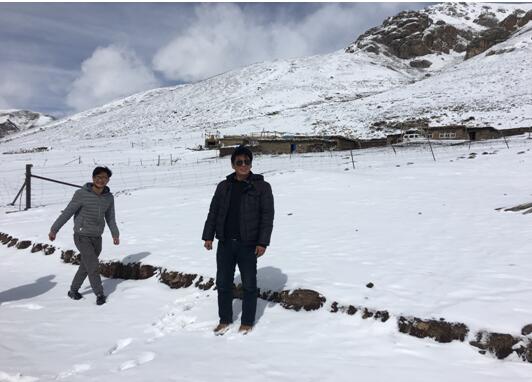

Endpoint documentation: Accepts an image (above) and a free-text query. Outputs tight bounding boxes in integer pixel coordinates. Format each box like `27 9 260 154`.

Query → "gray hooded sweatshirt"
50 183 119 238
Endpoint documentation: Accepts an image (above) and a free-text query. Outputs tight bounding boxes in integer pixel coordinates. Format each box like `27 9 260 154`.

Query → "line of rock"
1 231 531 362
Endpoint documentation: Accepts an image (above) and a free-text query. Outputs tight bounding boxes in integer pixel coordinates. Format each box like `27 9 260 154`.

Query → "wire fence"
1 135 530 210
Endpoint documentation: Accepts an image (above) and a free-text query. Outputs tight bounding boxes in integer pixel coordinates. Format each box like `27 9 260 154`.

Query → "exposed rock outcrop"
0 120 19 138
465 27 511 59
466 10 532 59
347 4 530 63
0 110 55 139
474 12 499 28
347 10 473 59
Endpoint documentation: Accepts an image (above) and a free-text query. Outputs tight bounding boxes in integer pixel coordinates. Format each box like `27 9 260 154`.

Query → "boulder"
16 240 32 250
470 331 520 359
31 243 44 253
278 289 326 311
522 324 532 336
410 59 433 68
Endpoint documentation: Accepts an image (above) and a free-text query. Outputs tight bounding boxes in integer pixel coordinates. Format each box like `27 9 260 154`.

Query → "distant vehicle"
402 131 427 142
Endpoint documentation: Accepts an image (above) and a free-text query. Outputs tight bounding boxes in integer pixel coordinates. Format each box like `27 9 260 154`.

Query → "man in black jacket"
202 146 274 335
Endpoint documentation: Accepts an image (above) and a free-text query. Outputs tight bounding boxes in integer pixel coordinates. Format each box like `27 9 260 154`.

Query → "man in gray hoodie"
48 166 120 305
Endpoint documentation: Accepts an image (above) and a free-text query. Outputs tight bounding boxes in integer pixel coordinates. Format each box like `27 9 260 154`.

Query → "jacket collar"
226 171 264 183
83 182 111 195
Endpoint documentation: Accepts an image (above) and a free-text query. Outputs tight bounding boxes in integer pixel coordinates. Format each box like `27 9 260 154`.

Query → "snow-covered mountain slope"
1 2 530 147
282 22 532 138
0 110 55 138
3 50 418 145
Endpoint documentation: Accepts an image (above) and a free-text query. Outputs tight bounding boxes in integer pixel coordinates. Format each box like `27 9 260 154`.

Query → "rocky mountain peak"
0 110 55 138
346 3 532 65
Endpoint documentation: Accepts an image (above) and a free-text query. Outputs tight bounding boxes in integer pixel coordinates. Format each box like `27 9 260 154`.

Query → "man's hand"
255 245 266 257
113 237 120 245
204 240 213 250
48 231 56 241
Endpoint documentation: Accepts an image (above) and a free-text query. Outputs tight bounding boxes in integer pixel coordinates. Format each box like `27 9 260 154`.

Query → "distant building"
207 125 531 157
424 125 530 141
211 132 390 157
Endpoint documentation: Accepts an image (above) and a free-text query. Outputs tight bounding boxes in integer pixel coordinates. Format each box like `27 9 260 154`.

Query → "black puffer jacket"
202 172 274 246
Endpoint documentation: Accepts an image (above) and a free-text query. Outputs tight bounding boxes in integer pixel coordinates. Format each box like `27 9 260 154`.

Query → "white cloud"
0 67 33 110
152 3 414 82
0 63 73 114
66 45 160 111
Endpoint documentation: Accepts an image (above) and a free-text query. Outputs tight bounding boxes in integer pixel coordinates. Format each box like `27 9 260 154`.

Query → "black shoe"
67 290 82 300
96 294 106 305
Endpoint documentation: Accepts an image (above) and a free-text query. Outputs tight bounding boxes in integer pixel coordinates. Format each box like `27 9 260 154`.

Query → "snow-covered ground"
1 2 532 380
1 134 532 381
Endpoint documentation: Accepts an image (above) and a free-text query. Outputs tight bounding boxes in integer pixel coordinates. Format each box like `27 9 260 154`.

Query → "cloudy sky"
0 2 427 117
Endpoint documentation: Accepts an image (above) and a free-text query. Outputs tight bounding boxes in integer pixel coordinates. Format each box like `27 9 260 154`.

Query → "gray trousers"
71 234 103 296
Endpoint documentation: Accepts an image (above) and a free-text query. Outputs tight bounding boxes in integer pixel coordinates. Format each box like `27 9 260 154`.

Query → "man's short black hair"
92 166 112 178
231 145 253 164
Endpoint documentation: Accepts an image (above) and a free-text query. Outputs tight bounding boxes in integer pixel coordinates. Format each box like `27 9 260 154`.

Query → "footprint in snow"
55 364 91 380
0 371 39 382
107 338 133 355
119 352 156 371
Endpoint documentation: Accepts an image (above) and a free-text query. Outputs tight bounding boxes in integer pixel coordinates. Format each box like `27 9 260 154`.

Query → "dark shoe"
67 290 82 300
96 294 106 305
213 323 231 336
238 324 253 335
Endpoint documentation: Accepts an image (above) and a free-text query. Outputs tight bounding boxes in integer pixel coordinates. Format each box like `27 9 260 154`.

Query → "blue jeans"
216 240 257 326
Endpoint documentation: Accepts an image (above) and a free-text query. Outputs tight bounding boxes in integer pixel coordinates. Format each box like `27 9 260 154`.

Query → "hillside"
1 2 531 146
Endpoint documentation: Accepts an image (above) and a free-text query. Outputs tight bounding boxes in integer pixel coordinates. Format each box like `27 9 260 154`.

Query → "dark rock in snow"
470 331 521 359
0 120 19 138
31 243 44 253
278 289 326 311
195 276 215 290
410 59 432 68
61 250 80 265
16 240 32 249
159 270 197 289
522 324 532 336
99 261 156 280
398 316 469 343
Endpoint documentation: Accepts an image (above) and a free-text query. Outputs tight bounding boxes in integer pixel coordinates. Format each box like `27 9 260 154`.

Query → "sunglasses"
235 159 252 166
